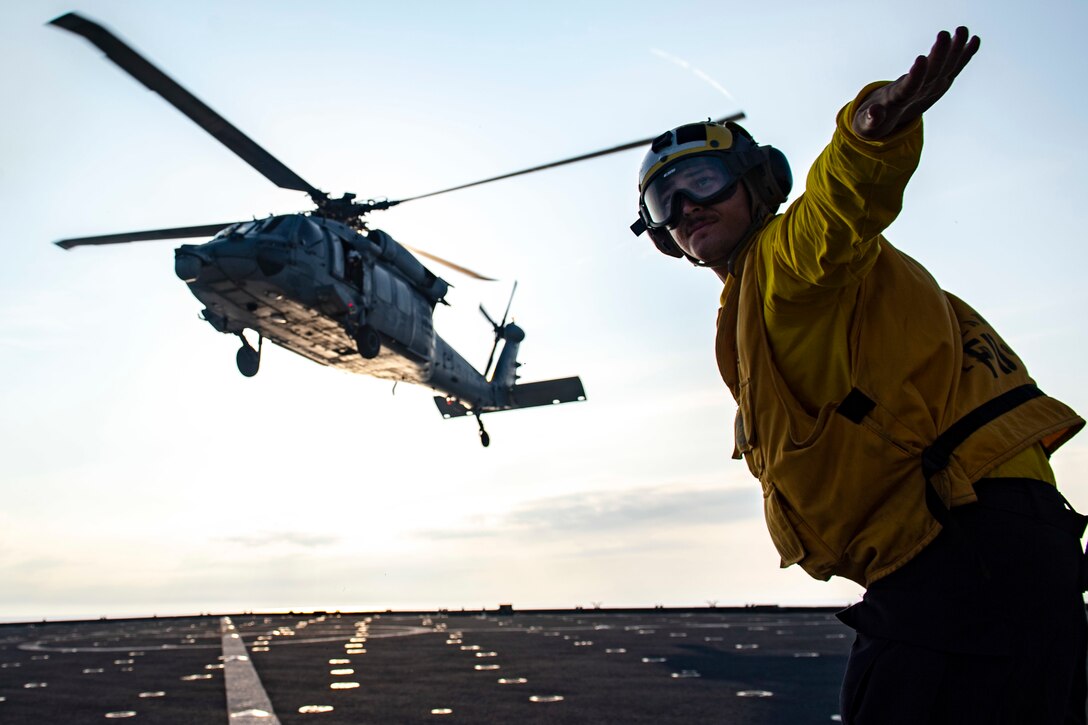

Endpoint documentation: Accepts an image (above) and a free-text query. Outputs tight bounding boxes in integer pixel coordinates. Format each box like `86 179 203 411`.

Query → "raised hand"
853 27 981 140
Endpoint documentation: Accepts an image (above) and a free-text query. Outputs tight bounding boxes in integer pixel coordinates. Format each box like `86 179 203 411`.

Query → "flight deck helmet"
631 121 792 262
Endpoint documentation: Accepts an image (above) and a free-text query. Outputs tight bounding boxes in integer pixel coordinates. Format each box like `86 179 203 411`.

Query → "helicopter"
50 12 742 447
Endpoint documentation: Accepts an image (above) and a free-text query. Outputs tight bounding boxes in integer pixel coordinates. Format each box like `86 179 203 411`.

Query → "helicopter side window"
395 280 412 315
373 266 393 303
329 235 345 278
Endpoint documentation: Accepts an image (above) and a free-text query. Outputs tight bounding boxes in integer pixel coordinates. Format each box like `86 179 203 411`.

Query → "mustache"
678 211 716 235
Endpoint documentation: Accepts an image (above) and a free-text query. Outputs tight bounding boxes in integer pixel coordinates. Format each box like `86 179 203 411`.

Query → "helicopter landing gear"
236 333 261 377
476 415 490 448
355 325 381 359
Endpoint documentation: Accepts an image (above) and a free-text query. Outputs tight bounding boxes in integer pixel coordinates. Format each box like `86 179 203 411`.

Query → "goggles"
640 155 741 229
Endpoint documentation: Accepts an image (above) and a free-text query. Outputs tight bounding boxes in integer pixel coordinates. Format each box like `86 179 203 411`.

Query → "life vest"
716 237 1083 586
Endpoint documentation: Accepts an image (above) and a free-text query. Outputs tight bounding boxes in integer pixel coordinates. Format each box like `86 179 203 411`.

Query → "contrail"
650 48 739 103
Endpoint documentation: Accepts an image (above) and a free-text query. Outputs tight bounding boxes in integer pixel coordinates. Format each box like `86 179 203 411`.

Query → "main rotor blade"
500 280 518 328
50 13 324 200
479 304 499 329
402 244 496 281
55 223 234 249
392 112 745 205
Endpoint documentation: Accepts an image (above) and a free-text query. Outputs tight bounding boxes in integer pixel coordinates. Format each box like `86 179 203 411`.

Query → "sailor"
632 27 1087 723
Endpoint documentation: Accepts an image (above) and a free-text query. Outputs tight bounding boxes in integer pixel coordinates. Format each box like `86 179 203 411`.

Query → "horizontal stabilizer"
434 396 473 418
433 376 586 419
509 376 586 410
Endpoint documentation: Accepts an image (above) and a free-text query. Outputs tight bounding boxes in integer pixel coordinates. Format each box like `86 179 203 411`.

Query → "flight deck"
0 608 850 723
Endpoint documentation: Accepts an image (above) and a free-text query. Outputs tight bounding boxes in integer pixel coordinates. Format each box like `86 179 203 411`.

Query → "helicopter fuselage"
175 214 504 403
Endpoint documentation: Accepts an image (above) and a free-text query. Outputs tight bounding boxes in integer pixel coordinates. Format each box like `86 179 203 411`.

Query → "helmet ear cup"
727 122 790 206
764 146 792 205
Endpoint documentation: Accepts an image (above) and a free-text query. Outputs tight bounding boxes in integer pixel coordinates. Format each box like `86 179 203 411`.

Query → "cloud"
415 483 759 541
219 531 340 548
650 48 739 103
0 556 68 574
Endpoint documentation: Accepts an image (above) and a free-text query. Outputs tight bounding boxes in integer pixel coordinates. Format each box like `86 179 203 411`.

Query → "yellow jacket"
715 84 1084 586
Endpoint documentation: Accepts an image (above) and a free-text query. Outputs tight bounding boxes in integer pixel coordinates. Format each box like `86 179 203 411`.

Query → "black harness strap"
837 384 1048 578
919 384 1043 528
835 384 1045 519
921 384 1044 482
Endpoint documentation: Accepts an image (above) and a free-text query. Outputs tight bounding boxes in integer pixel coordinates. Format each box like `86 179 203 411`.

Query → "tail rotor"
480 281 518 380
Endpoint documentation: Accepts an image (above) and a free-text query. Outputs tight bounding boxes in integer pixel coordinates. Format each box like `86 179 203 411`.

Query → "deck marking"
221 617 281 724
20 625 428 654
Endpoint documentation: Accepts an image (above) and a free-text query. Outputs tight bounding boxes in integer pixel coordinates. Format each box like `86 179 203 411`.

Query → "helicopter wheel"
355 325 381 359
236 345 260 377
236 335 261 377
476 415 490 448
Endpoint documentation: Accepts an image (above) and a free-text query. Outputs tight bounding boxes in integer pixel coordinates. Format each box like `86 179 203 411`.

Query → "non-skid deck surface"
0 609 851 723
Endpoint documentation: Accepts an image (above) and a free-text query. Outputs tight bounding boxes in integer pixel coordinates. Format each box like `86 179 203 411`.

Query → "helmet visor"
641 155 740 228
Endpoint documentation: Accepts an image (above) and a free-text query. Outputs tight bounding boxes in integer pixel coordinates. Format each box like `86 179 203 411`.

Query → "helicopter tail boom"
433 376 586 418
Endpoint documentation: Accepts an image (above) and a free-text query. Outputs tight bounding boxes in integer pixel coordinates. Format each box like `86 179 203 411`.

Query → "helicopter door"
370 266 398 335
370 267 416 351
392 278 433 360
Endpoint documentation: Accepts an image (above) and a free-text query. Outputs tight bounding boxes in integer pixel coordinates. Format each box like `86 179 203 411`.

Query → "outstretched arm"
853 27 981 140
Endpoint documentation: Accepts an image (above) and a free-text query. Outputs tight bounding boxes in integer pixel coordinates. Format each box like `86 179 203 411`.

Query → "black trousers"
838 478 1088 724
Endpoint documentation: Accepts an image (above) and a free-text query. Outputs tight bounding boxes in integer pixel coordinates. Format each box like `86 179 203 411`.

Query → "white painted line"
221 617 281 724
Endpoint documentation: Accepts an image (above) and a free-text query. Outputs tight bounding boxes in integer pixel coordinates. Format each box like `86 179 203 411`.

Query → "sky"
1 0 1086 620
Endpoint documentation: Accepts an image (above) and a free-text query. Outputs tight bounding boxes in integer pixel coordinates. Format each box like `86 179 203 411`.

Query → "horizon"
2 1 1086 620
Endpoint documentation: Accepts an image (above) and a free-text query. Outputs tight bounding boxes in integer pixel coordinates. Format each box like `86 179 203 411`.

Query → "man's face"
668 180 752 265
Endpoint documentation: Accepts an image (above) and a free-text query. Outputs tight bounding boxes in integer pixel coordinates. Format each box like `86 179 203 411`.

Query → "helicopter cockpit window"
262 215 291 235
214 221 255 239
298 217 325 247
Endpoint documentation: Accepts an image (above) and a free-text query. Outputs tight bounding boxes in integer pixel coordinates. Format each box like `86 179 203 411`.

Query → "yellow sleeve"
762 82 924 305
